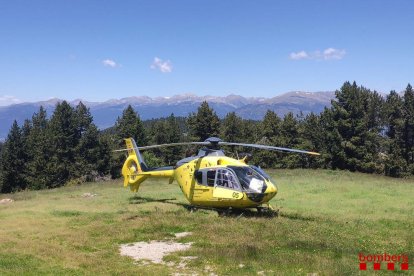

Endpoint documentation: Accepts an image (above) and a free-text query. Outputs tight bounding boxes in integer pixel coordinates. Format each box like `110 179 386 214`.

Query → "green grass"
0 169 413 275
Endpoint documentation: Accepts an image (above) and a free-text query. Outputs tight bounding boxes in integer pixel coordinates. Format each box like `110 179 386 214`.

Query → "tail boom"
121 138 174 192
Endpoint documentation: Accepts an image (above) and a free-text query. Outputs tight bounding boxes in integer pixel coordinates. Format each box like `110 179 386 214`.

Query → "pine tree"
47 101 77 187
26 106 50 189
187 101 220 141
402 84 414 172
279 112 300 168
115 105 147 146
164 113 182 164
73 102 101 177
76 124 101 177
111 105 147 178
221 112 244 142
21 119 32 184
95 133 112 176
149 120 168 163
384 91 407 176
261 110 281 140
0 121 27 192
253 110 282 168
242 120 260 143
327 82 383 173
74 102 93 139
300 112 325 168
151 120 169 145
166 113 181 143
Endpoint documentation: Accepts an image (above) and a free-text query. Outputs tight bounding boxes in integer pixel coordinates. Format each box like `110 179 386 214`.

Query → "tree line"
1 81 413 193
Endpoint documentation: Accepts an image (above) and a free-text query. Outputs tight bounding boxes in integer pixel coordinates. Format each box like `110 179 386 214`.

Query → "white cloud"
322 48 346 60
102 59 118 68
0 95 22 106
289 48 346 60
151 57 173 73
289 51 309 60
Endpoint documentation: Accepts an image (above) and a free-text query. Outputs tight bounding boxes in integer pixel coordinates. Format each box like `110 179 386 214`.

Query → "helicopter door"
212 169 243 200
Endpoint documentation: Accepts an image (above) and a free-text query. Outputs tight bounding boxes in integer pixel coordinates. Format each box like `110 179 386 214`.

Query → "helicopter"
117 137 319 215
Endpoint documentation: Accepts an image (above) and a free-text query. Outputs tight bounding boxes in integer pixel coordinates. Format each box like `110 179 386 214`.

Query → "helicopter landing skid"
256 204 279 218
183 204 279 218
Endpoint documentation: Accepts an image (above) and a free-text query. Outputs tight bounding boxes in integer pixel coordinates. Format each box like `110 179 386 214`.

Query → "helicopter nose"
266 182 277 194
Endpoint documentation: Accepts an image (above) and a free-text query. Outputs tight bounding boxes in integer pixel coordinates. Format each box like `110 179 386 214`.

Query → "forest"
0 81 413 193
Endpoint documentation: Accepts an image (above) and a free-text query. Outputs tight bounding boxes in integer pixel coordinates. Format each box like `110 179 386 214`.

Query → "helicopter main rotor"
115 137 320 156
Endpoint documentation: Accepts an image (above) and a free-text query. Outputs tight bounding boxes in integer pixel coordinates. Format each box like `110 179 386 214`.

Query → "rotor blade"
219 142 320 155
113 141 209 152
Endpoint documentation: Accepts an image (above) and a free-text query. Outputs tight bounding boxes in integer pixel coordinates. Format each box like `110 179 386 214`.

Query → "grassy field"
0 169 413 275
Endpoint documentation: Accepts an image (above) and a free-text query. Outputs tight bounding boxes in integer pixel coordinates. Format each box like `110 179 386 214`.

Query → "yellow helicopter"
117 137 319 215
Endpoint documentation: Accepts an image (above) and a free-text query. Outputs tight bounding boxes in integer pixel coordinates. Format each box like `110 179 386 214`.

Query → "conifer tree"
279 112 301 168
384 91 407 176
166 113 181 143
164 113 182 164
221 112 244 142
115 105 147 146
95 133 112 176
187 101 220 141
149 119 168 164
253 110 282 168
327 82 383 173
151 120 169 145
261 110 281 140
0 121 27 192
403 84 414 172
20 119 32 184
74 102 93 139
300 112 325 168
111 105 147 178
47 101 77 187
26 107 51 189
280 112 299 148
242 120 260 143
73 102 101 177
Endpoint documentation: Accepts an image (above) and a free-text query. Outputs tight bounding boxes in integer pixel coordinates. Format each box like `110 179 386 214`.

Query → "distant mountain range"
0 91 335 140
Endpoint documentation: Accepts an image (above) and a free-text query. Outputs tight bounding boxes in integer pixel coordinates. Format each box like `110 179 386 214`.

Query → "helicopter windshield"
250 165 274 183
229 166 266 193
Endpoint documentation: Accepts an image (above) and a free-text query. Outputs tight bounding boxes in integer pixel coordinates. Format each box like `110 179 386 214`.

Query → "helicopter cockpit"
195 166 270 199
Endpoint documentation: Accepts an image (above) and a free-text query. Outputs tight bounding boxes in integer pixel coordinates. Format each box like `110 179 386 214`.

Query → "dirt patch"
81 193 97 198
0 198 14 204
174 232 192 238
120 240 192 264
119 231 200 274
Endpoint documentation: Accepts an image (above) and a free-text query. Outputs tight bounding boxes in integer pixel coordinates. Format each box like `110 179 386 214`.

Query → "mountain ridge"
0 91 335 139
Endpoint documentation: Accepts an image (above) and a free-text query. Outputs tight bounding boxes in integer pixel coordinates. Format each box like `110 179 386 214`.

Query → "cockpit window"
215 169 241 190
229 166 267 193
250 165 275 183
195 171 203 184
195 168 241 190
206 170 216 187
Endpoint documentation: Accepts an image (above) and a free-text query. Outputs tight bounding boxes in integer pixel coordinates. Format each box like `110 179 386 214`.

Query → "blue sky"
0 0 413 105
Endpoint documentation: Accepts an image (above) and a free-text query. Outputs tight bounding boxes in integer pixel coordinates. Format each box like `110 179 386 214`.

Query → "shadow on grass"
279 212 316 221
128 195 281 218
128 195 178 204
128 195 193 210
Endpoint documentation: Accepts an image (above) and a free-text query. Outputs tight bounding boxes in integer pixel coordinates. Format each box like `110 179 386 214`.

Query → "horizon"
1 1 413 105
1 90 336 107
